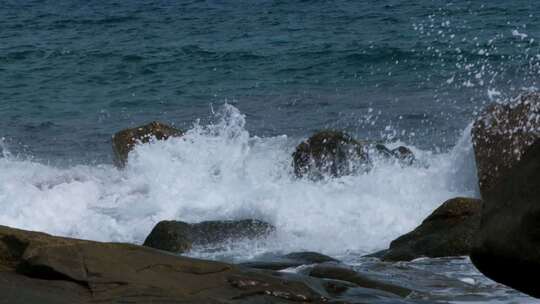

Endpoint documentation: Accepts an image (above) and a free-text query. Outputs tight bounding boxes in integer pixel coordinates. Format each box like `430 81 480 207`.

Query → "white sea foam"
0 105 479 259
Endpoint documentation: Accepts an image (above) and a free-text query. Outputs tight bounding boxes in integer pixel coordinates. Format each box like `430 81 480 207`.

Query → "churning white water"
0 105 479 258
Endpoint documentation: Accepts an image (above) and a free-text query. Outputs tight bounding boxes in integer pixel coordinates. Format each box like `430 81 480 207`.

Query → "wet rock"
112 121 183 167
471 92 540 194
240 251 339 271
292 130 371 179
374 144 415 166
0 225 330 303
470 93 540 298
308 265 412 298
391 146 415 166
143 219 274 254
376 197 482 261
284 251 339 264
292 130 415 179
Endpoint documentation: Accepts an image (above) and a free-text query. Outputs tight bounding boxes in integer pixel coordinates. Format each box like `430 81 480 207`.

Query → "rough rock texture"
240 251 339 271
292 130 370 179
0 225 329 303
376 197 482 261
143 219 274 254
391 146 416 165
472 93 540 193
470 93 540 298
292 131 416 179
307 265 412 298
112 121 183 167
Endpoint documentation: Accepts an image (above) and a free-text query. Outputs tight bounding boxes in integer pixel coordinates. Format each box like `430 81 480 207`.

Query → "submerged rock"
292 130 415 179
0 225 328 303
240 251 339 271
143 219 274 254
308 265 412 298
374 197 481 261
470 93 540 298
112 121 183 167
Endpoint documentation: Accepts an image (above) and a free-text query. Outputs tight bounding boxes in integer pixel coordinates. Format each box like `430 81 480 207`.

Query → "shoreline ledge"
0 225 329 303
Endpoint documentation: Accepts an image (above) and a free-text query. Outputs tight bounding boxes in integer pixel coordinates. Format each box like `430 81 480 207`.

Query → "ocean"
1 1 539 302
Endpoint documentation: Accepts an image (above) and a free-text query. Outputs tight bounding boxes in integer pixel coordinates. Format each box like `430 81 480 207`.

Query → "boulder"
375 197 481 261
112 121 183 167
143 219 274 254
472 93 540 193
292 130 370 179
292 131 415 179
0 225 329 303
470 93 540 298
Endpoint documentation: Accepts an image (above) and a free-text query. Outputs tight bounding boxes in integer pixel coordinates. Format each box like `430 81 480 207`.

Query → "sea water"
1 1 540 302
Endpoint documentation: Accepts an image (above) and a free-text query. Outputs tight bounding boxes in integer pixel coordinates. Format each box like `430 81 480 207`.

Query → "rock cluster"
292 130 415 179
38 92 540 300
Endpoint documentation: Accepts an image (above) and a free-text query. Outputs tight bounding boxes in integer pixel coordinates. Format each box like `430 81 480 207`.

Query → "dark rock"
378 197 482 261
240 251 339 271
391 146 415 166
143 219 274 254
292 130 371 179
374 144 415 166
470 93 540 298
112 121 183 167
0 225 330 303
292 131 416 179
284 251 339 264
308 265 412 298
321 280 356 296
471 93 540 194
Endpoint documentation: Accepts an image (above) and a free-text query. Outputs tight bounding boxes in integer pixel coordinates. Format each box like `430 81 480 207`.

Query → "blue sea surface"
2 0 539 162
1 2 540 303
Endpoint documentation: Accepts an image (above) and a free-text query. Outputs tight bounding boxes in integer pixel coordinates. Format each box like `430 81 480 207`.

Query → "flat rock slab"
307 265 412 298
0 225 327 303
240 251 339 271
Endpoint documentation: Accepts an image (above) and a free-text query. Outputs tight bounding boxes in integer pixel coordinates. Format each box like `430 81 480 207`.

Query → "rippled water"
2 0 540 162
1 1 539 303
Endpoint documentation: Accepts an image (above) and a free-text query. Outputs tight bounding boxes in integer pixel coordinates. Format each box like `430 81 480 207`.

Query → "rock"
0 225 330 303
240 251 339 271
377 197 482 261
471 93 540 193
284 251 339 264
143 219 274 254
292 131 417 179
308 265 412 298
470 93 540 298
292 130 371 179
112 121 183 167
391 146 415 166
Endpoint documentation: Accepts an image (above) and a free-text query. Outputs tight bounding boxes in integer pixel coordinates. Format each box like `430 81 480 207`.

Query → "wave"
0 105 479 260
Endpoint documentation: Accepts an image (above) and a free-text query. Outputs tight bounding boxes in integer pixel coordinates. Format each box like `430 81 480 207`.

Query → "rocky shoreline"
4 93 540 302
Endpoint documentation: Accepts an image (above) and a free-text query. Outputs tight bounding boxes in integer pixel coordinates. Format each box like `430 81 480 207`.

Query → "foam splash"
0 105 479 259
